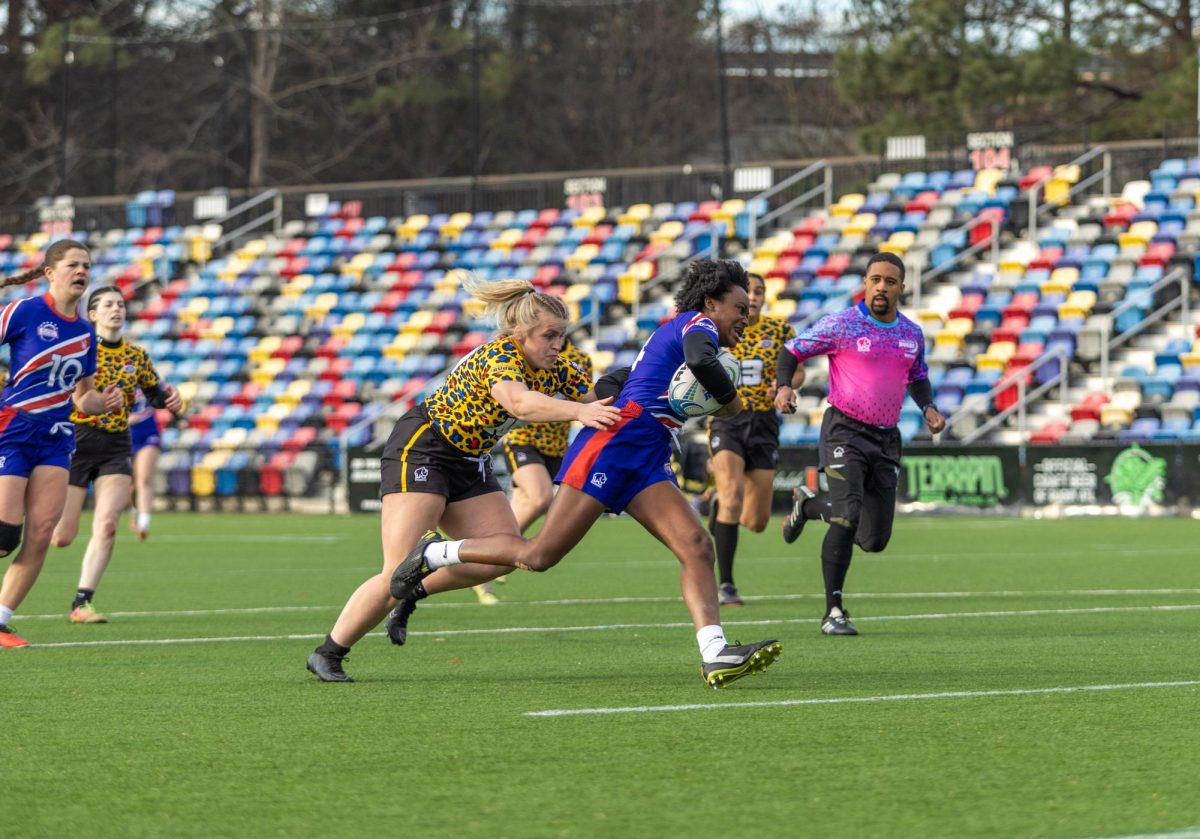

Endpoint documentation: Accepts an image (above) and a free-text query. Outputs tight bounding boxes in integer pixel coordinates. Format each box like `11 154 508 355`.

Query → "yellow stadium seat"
1180 352 1200 370
934 332 965 350
747 257 775 278
650 221 685 246
974 168 1003 194
617 204 652 227
768 298 796 319
397 214 429 238
764 277 786 300
976 355 1007 374
1118 231 1149 250
574 206 607 227
191 464 216 497
1100 405 1133 428
1128 221 1157 241
944 317 975 338
565 244 600 272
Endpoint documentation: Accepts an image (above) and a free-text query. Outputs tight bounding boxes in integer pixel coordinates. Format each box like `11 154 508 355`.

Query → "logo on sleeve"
37 321 60 342
856 337 871 353
898 338 919 357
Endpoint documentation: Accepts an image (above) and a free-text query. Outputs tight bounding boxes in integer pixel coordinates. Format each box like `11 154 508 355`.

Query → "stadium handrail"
1025 146 1111 240
746 160 831 250
912 214 1001 311
212 189 284 254
937 345 1071 445
1097 266 1189 382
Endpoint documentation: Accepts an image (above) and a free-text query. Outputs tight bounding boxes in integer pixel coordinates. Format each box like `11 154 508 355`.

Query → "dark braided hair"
674 259 749 314
0 238 90 291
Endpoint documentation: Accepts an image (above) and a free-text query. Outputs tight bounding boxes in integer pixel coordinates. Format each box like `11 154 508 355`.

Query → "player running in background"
51 286 183 624
306 276 620 682
774 252 944 635
0 240 123 648
128 394 165 541
707 271 797 606
387 259 782 689
477 334 597 604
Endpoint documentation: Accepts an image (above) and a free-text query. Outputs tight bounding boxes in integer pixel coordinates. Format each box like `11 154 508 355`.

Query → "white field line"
524 680 1200 718
22 602 1200 649
1075 830 1200 839
151 535 340 543
19 588 1200 621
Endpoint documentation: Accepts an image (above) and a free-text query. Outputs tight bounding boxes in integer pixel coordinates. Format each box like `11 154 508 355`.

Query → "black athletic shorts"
69 424 133 488
708 410 782 471
379 405 502 503
500 443 563 485
820 404 902 533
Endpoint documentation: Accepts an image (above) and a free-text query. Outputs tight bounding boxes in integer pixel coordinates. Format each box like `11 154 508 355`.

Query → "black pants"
819 405 901 553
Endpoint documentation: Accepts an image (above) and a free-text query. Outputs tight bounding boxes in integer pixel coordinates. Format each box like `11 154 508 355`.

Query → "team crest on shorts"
590 472 607 488
413 466 429 482
517 452 527 462
37 321 60 342
833 446 845 459
711 436 721 448
0 456 6 469
856 337 871 353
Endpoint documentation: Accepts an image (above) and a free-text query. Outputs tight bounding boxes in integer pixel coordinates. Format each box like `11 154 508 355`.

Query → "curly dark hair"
674 259 749 314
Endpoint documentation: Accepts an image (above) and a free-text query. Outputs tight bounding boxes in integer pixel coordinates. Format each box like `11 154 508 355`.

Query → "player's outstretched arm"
492 380 620 427
72 378 122 415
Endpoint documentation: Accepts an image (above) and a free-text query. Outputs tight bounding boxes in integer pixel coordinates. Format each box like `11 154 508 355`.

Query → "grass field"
4 512 1199 838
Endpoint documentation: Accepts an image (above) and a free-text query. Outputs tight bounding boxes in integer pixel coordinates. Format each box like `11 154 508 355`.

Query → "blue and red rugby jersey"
618 310 720 427
0 293 97 421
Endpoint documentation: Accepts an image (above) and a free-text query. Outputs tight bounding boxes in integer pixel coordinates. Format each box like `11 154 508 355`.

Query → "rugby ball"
667 350 741 418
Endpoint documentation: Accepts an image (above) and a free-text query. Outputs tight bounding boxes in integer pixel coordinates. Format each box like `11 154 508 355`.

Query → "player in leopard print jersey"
50 286 183 625
307 277 619 682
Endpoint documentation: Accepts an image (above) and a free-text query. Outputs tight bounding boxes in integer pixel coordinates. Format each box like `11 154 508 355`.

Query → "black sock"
803 497 832 523
72 588 95 610
821 523 855 614
413 581 430 601
316 634 351 658
710 521 739 585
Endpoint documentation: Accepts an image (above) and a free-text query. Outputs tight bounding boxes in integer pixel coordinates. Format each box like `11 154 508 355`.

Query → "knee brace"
0 520 23 553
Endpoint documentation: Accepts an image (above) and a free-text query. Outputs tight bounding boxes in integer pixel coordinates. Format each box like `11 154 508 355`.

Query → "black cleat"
389 530 442 601
384 597 418 646
821 606 858 636
782 486 816 544
701 639 782 689
306 650 353 682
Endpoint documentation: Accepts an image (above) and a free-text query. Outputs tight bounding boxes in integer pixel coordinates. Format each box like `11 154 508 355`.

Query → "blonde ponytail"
460 271 569 336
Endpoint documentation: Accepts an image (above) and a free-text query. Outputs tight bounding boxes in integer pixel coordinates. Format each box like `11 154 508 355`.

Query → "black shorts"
69 425 133 488
500 443 563 485
820 405 902 539
379 405 502 503
708 410 782 471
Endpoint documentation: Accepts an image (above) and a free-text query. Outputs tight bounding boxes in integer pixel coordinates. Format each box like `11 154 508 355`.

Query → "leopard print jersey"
424 335 592 455
502 337 594 457
70 339 161 432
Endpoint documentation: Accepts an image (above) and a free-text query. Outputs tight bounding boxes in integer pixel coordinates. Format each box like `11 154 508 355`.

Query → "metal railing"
212 189 284 253
1098 267 1189 382
1026 146 1111 240
746 160 831 250
938 345 1070 445
912 214 1001 311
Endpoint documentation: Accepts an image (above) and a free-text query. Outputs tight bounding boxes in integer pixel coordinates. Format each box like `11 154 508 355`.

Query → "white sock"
424 539 463 569
697 624 728 663
0 604 13 626
137 511 151 531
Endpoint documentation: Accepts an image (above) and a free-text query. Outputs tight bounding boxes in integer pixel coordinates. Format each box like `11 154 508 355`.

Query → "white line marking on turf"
20 589 1200 621
23 603 1200 648
152 535 340 543
1077 830 1200 839
523 680 1200 717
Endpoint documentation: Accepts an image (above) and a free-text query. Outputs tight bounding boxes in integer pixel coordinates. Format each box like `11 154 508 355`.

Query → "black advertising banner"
899 446 1020 508
346 445 383 513
1025 443 1185 511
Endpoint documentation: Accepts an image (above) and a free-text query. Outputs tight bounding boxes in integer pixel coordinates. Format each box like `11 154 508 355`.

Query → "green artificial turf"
4 513 1198 838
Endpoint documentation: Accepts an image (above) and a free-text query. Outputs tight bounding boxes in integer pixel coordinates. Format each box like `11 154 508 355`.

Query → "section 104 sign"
966 131 1014 172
